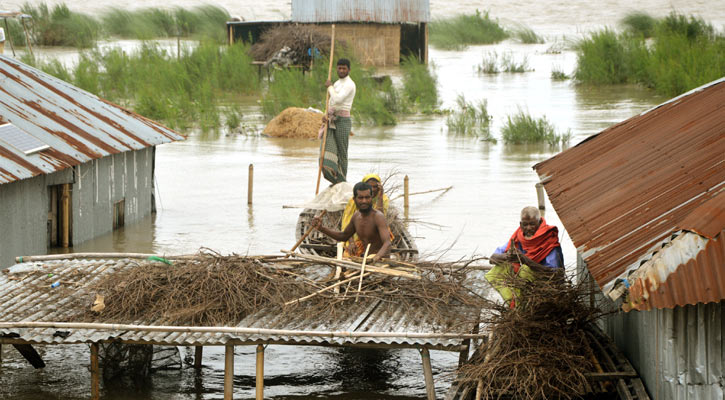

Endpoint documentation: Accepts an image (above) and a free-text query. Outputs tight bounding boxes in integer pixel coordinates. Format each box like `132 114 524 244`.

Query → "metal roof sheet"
291 0 429 23
534 78 725 310
0 55 183 185
0 256 485 349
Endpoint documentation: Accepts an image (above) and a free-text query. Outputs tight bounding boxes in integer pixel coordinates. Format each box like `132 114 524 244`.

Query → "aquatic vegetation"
20 3 101 48
621 12 657 38
401 55 439 113
446 95 495 141
101 5 230 42
512 25 544 44
478 51 531 74
575 12 725 97
501 110 570 145
478 52 499 74
551 67 570 81
429 10 508 50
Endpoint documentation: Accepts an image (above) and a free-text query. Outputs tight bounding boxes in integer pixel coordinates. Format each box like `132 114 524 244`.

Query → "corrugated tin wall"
579 255 725 400
291 0 429 23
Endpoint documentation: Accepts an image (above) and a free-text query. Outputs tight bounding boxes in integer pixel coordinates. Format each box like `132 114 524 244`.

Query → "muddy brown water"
1 0 720 398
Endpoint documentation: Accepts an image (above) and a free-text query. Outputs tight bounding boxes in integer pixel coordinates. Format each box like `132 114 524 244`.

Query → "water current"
0 0 722 398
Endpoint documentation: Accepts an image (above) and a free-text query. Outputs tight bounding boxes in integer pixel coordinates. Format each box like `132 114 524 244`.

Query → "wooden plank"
585 372 639 381
194 346 203 368
91 343 100 400
255 344 264 400
224 345 234 400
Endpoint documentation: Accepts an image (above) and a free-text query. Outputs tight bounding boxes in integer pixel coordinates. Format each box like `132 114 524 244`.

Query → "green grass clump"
429 10 508 50
551 67 570 80
575 12 725 97
401 55 439 113
478 52 499 74
21 3 101 48
621 12 657 38
478 51 530 74
513 26 544 44
101 5 230 42
446 95 495 141
501 110 570 145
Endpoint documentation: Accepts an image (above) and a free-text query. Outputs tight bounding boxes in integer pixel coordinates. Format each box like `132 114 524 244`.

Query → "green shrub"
401 55 439 113
101 6 229 42
446 95 494 141
501 110 569 145
429 10 508 50
513 25 544 44
621 12 657 38
21 3 101 48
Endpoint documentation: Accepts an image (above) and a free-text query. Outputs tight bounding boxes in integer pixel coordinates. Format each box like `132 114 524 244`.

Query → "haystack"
250 25 332 67
263 107 323 139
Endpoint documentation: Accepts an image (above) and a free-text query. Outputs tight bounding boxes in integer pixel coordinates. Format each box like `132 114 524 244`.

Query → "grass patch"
21 3 101 48
478 52 499 74
512 25 544 44
429 10 508 50
101 5 230 42
478 51 531 74
621 12 657 38
501 110 570 145
401 55 439 113
446 95 495 141
551 67 570 80
24 41 259 132
575 12 725 96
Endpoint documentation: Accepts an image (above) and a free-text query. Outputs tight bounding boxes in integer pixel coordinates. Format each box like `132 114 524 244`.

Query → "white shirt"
0 28 5 43
327 75 356 112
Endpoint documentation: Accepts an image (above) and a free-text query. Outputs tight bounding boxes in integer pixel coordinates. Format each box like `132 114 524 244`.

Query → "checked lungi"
320 115 351 184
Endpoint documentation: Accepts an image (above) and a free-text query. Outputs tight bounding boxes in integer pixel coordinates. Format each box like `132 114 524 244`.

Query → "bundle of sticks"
456 269 607 400
78 250 491 329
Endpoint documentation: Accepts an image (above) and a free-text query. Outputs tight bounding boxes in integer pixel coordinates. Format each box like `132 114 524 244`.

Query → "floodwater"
1 0 722 398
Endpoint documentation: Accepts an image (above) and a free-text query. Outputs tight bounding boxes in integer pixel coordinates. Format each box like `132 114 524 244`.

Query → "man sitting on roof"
341 173 390 255
486 206 563 307
312 181 391 262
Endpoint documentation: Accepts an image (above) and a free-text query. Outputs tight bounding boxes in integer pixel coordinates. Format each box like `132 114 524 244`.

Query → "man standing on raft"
320 58 356 184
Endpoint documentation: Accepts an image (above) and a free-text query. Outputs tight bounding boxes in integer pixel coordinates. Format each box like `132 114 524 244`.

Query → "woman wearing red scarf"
486 207 563 307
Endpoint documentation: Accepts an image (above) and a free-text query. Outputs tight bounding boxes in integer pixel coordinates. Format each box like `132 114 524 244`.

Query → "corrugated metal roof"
0 257 485 349
291 0 429 23
0 55 183 185
534 78 725 310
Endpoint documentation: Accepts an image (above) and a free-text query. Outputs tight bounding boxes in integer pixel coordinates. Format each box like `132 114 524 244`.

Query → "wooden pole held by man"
315 24 336 195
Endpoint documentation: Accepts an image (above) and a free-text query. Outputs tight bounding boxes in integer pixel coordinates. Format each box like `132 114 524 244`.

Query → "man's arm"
328 80 355 104
312 213 355 242
489 241 513 265
372 212 392 262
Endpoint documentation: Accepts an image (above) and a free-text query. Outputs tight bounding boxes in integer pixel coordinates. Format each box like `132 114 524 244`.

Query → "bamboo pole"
404 175 410 219
247 164 254 205
285 271 372 305
474 380 483 400
315 24 336 195
536 182 546 218
224 345 234 400
280 251 420 279
0 321 488 340
334 242 343 294
91 343 100 400
286 210 327 256
20 18 33 57
420 348 436 400
3 19 15 56
15 253 191 263
355 244 371 302
194 346 203 368
255 344 264 400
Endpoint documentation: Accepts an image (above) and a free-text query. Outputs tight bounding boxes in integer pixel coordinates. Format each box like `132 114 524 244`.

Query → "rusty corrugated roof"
0 256 484 349
291 0 429 23
0 55 183 185
534 78 725 310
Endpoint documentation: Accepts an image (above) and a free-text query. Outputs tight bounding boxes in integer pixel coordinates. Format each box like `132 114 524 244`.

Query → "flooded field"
1 0 720 398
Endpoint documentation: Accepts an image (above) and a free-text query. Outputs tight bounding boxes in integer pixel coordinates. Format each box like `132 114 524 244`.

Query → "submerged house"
534 78 725 399
0 55 183 268
228 0 429 66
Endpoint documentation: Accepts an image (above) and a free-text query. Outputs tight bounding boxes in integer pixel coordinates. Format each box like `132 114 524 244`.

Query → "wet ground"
2 0 720 398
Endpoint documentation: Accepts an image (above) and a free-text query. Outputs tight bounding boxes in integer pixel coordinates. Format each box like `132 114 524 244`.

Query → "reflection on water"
1 1 700 396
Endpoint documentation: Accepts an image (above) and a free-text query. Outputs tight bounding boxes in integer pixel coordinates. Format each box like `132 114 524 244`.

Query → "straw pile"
263 107 323 138
250 25 332 67
78 251 490 329
456 268 605 400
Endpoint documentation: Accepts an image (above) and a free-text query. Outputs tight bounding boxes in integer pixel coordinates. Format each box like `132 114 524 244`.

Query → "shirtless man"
312 182 392 262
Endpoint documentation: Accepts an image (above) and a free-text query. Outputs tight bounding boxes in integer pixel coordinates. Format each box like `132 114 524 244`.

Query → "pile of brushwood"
456 268 607 400
249 25 333 69
80 250 490 329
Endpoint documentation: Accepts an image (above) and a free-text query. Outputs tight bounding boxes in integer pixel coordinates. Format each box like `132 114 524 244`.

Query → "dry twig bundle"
457 269 606 400
249 25 332 66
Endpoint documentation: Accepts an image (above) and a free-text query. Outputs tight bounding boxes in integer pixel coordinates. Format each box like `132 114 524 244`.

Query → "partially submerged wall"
309 23 401 66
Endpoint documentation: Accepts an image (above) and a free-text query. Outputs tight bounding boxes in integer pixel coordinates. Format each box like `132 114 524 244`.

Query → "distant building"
228 0 429 66
0 56 183 268
534 78 725 400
